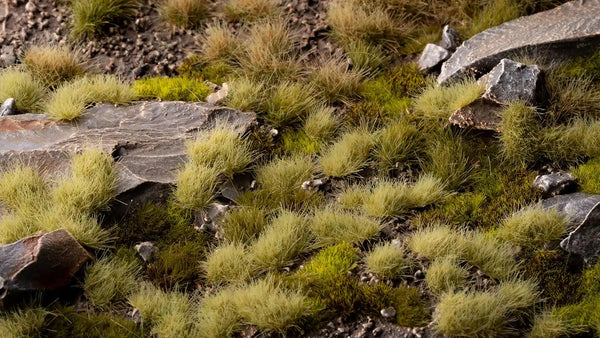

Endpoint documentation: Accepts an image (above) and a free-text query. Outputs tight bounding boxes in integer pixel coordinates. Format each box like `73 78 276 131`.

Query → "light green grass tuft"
0 166 48 212
203 242 251 285
573 157 600 194
364 242 407 279
424 132 472 191
320 129 374 177
345 40 389 73
464 232 518 280
174 164 220 211
160 0 207 28
224 77 266 111
0 68 46 113
0 307 49 338
546 72 600 123
23 45 85 88
303 105 339 143
265 81 321 127
84 256 140 310
310 58 365 103
310 208 381 247
186 127 254 178
414 77 484 120
497 205 567 248
221 206 268 244
223 0 281 22
408 225 468 260
134 76 211 102
71 0 139 39
530 310 569 338
425 256 467 294
249 211 312 272
465 0 522 37
374 120 421 170
40 206 112 249
337 183 369 210
196 288 241 338
499 102 540 165
255 156 314 208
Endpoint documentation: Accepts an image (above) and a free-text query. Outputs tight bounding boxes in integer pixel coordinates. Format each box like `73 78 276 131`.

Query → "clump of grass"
40 206 112 249
200 23 239 63
196 288 241 338
497 205 567 249
71 0 139 39
310 58 365 103
146 240 205 289
174 164 220 211
464 232 517 280
364 242 407 279
337 183 369 210
186 127 254 178
203 242 251 285
134 76 211 102
573 157 600 194
160 0 207 28
414 77 484 120
224 76 266 111
557 49 600 82
374 120 421 171
465 0 522 37
303 105 339 143
45 74 134 121
52 149 117 214
249 211 312 272
84 256 140 310
224 0 281 22
129 282 194 336
265 81 321 127
221 206 268 244
0 166 48 212
23 45 85 88
310 208 381 247
281 130 321 156
408 225 468 259
0 68 45 113
424 132 472 191
319 129 374 177
546 72 600 123
425 256 467 294
345 40 389 73
0 307 49 338
255 156 314 208
499 102 540 165
232 277 315 333
44 306 143 337
530 310 569 338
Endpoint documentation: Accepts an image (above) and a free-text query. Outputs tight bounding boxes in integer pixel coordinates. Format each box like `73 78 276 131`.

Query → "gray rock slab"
533 172 577 197
418 43 450 72
0 101 256 208
561 200 600 264
440 25 462 52
438 0 600 84
483 59 543 105
542 192 600 226
448 98 503 131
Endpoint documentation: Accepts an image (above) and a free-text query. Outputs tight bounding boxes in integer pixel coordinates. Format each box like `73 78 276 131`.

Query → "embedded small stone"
418 43 450 72
135 241 159 262
380 307 396 318
0 98 16 117
533 172 577 197
482 59 543 105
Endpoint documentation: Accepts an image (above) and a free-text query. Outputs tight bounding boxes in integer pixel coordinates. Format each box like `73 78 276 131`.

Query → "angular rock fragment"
135 241 159 262
418 44 450 72
438 0 600 84
560 201 600 264
533 172 577 197
0 229 91 306
448 98 503 131
440 25 461 52
542 193 600 227
206 83 229 105
0 98 15 117
482 59 543 105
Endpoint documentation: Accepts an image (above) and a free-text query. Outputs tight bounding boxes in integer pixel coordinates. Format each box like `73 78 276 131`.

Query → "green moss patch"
134 76 211 102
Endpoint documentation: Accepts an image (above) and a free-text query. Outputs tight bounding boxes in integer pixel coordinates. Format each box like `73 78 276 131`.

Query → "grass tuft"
0 68 45 114
414 77 484 120
530 310 569 338
224 76 266 111
499 102 540 165
319 129 374 177
345 40 389 73
223 0 281 22
160 0 207 28
221 206 268 244
0 307 49 338
84 256 140 310
203 242 251 285
200 23 239 63
310 58 365 103
364 242 407 279
265 81 321 127
303 105 339 143
174 164 220 211
310 208 381 247
424 132 472 191
573 157 600 194
0 166 48 212
196 288 241 338
374 120 421 171
134 76 210 102
497 205 567 249
71 0 139 39
255 156 315 208
23 45 85 88
425 256 467 294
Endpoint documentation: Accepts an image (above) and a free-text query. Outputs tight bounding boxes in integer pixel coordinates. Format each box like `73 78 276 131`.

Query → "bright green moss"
557 49 600 82
573 157 600 194
177 56 235 85
134 76 211 102
281 130 321 156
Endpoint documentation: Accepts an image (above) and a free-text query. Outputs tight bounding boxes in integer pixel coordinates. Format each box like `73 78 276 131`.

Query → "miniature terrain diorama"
1 0 600 337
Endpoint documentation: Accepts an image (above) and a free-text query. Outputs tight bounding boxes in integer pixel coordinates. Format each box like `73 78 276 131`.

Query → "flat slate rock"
0 101 256 207
542 192 600 227
561 200 600 264
438 0 600 84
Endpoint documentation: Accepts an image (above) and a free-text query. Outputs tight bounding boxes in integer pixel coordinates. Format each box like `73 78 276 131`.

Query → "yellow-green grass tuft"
337 183 369 210
345 40 389 73
0 213 39 245
160 0 207 28
364 242 407 279
128 282 194 337
265 81 321 127
546 72 600 123
303 105 339 143
465 0 523 37
232 277 315 333
310 208 381 247
319 129 374 177
45 74 134 121
464 232 517 280
255 156 314 207
0 166 48 212
499 101 540 165
374 120 421 170
0 68 45 114
174 164 220 211
497 205 567 249
84 256 140 310
196 288 241 338
23 45 85 88
530 310 569 338
408 225 468 260
221 206 269 244
186 127 254 178
200 23 239 63
310 58 365 103
224 76 266 111
203 242 251 285
0 307 49 338
71 0 140 39
134 76 211 102
249 211 312 272
223 0 281 22
425 256 467 294
424 132 472 191
39 206 112 249
52 149 117 214
414 77 484 120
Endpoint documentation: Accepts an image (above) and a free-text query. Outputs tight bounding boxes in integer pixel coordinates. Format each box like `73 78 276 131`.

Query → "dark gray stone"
0 98 15 117
482 59 543 105
438 0 600 84
448 98 503 131
440 25 462 52
135 241 158 262
542 193 600 227
418 43 450 72
560 201 600 264
534 172 577 197
0 229 91 307
0 101 256 213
